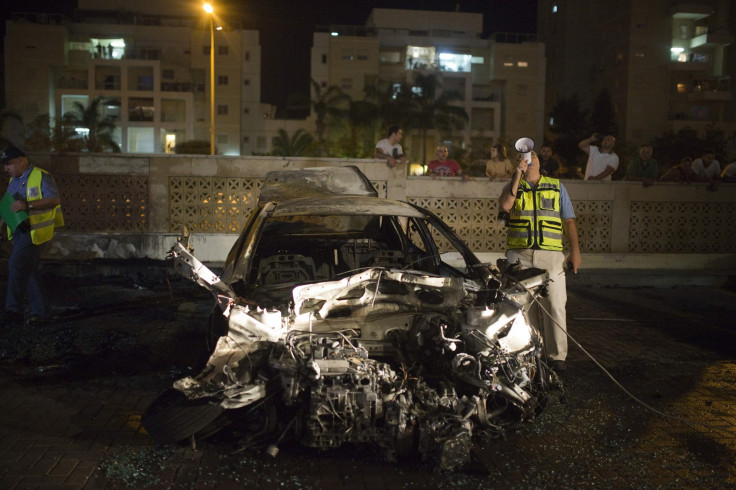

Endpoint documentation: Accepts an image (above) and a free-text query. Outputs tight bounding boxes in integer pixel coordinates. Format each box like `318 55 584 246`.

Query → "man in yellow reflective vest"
499 150 581 373
1 146 63 326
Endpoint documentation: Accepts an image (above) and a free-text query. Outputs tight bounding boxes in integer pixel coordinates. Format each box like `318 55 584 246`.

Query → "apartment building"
537 0 735 146
3 0 262 155
311 8 546 162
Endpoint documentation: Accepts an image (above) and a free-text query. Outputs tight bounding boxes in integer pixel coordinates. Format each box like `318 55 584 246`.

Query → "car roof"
258 166 378 204
270 195 425 218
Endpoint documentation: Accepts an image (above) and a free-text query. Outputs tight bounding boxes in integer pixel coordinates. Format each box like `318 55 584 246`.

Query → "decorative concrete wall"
26 153 736 270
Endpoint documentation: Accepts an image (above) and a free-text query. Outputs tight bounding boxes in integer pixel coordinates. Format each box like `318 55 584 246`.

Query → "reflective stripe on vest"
507 176 563 251
7 167 64 245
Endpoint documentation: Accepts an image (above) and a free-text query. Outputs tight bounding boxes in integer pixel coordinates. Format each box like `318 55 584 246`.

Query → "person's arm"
375 147 398 168
563 218 581 274
10 196 61 213
499 155 529 212
578 134 599 155
588 165 617 181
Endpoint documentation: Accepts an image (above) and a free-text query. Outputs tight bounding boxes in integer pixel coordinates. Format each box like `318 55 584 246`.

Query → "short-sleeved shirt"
486 159 514 179
375 138 403 160
722 162 736 178
584 146 619 181
692 158 721 180
6 165 59 202
427 159 462 177
625 157 659 180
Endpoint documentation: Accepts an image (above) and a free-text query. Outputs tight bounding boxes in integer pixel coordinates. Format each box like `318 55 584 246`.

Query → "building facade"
537 0 734 148
311 9 546 165
3 0 262 155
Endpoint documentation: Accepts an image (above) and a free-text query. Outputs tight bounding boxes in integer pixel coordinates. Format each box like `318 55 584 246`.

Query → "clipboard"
0 192 29 232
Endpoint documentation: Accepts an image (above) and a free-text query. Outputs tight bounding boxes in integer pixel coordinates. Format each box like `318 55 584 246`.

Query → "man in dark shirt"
539 145 560 178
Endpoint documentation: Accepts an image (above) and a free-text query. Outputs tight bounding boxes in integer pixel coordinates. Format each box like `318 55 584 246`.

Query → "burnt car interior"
247 213 447 290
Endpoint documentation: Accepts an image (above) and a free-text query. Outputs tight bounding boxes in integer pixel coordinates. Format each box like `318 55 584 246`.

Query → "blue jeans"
5 230 49 316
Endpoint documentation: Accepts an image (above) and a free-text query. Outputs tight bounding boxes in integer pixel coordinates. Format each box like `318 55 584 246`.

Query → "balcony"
671 3 712 20
690 30 734 48
688 77 732 101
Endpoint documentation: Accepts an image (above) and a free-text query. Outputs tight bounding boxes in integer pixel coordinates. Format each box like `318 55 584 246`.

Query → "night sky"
1 0 537 113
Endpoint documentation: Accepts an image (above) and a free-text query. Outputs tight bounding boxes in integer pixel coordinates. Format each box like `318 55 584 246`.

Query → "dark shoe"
549 360 567 372
0 310 24 326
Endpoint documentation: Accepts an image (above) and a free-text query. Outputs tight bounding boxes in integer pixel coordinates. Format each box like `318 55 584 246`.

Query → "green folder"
0 192 29 232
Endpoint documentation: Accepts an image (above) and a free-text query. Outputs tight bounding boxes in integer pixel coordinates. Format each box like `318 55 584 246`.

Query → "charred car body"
143 166 559 469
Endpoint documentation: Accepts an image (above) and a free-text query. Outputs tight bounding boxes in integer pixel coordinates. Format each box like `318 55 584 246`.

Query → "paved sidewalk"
0 275 735 489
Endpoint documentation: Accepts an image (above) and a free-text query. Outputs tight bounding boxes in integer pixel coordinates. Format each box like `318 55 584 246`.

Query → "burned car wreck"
143 166 559 470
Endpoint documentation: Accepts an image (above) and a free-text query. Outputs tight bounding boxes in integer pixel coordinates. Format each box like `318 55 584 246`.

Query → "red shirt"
427 159 462 177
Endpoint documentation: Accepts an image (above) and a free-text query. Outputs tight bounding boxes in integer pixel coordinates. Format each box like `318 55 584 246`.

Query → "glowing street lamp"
204 2 215 155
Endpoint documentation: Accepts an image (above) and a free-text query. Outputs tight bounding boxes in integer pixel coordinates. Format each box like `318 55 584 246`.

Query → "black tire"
142 388 225 444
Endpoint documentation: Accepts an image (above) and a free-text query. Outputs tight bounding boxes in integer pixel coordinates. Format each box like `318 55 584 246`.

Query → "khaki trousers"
506 248 568 361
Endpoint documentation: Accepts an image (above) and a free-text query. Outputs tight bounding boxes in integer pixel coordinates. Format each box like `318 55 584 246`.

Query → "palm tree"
405 69 468 164
339 99 379 158
63 97 121 152
0 103 23 148
271 129 314 156
310 80 349 155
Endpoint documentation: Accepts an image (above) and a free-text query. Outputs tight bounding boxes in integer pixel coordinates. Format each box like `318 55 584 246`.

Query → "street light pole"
204 3 215 155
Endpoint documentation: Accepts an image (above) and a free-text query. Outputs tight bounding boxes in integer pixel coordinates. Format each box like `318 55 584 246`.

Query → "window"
676 83 687 93
517 61 528 68
203 45 210 55
244 108 250 114
244 79 250 86
217 104 228 115
243 136 249 143
218 76 228 85
406 45 436 69
218 46 229 55
322 54 327 63
438 52 471 72
244 51 250 61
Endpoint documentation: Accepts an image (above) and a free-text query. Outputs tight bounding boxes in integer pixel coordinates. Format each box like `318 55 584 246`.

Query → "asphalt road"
0 269 735 489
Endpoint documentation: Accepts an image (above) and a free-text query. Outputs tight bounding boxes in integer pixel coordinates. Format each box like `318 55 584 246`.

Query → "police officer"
499 150 581 372
1 146 64 326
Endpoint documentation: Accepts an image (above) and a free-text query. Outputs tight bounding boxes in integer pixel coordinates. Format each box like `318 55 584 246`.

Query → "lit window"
517 61 528 68
676 83 687 93
552 5 558 13
471 56 484 64
503 62 514 67
634 52 645 58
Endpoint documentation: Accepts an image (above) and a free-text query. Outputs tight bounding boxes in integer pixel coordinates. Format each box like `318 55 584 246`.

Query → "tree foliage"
271 129 314 156
589 88 619 138
63 97 121 152
310 80 349 155
548 94 589 169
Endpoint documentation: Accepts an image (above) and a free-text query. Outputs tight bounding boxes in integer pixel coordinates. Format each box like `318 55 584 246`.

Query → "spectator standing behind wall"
625 144 659 187
578 133 619 181
660 157 696 184
721 161 736 183
692 149 721 191
375 125 408 168
539 145 560 178
426 145 468 181
485 144 514 181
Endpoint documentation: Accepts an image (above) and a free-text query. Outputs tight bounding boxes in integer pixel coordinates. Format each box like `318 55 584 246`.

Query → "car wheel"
142 388 225 444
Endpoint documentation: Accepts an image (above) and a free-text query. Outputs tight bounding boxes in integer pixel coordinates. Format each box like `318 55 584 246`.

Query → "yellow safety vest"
7 167 64 245
507 176 563 251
